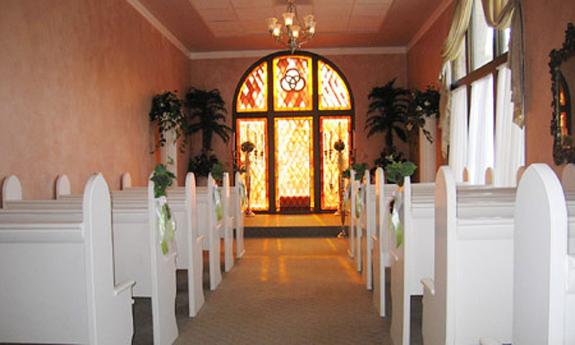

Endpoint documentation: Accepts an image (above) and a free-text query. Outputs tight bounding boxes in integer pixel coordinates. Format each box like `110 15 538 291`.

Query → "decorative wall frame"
550 23 575 164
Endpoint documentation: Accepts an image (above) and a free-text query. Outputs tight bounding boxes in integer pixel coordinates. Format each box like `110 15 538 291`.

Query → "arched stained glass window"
233 51 354 213
318 61 352 111
236 62 267 112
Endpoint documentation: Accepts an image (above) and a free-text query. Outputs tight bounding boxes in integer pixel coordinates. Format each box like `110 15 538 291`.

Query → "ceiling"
136 0 447 53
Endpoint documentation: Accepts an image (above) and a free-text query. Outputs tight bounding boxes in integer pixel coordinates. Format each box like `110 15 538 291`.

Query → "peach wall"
0 0 190 200
188 53 408 170
407 3 455 169
522 0 575 171
407 4 455 90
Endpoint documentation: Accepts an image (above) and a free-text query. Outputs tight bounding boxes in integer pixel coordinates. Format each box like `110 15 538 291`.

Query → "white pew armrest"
568 255 575 293
114 280 136 297
479 337 502 345
421 278 435 295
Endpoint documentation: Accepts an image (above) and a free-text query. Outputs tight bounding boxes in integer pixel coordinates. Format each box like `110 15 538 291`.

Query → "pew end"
2 175 22 208
55 174 71 198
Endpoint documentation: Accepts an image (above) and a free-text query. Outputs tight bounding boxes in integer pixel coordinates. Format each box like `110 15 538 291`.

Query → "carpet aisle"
172 238 392 345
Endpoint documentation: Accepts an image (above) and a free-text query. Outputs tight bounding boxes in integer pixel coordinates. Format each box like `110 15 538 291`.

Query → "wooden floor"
245 213 343 228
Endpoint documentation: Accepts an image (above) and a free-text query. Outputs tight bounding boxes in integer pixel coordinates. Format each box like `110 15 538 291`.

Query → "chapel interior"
1 0 575 344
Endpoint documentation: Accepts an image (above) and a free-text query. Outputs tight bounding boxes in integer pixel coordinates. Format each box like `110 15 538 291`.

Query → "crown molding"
189 46 407 60
126 0 191 57
407 0 455 51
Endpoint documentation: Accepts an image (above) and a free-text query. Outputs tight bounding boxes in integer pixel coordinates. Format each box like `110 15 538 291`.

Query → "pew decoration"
355 185 364 219
389 192 403 248
151 164 177 256
214 186 224 221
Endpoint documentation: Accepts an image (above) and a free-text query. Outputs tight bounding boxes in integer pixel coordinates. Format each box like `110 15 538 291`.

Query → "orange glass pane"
273 56 313 111
236 118 268 210
275 117 314 211
318 61 351 111
320 117 351 210
236 62 268 113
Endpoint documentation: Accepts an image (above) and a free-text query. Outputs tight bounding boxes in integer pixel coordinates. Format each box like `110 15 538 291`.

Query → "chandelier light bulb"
291 24 301 38
267 17 278 32
272 23 282 37
283 12 294 27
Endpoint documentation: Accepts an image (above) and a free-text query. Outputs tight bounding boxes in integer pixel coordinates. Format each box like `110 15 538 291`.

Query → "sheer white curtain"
449 86 468 182
467 75 494 184
495 65 525 186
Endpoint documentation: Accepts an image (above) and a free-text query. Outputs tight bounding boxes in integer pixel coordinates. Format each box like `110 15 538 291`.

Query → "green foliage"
210 161 225 182
188 152 220 177
385 157 417 186
150 164 176 198
185 87 232 153
149 91 186 148
342 162 368 180
406 86 440 143
365 79 411 150
366 80 441 153
373 150 406 170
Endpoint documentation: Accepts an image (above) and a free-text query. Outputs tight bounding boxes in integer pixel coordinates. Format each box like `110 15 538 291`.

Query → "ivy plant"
149 91 187 148
150 164 176 198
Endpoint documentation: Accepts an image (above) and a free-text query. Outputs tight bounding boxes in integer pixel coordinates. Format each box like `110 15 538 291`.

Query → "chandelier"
267 0 316 53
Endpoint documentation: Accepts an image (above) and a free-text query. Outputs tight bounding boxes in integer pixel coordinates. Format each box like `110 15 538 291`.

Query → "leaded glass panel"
320 117 351 210
236 62 268 113
318 61 352 111
275 117 314 211
237 118 268 211
273 56 313 111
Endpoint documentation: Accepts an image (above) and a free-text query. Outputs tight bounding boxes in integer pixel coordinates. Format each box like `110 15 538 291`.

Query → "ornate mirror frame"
550 23 575 164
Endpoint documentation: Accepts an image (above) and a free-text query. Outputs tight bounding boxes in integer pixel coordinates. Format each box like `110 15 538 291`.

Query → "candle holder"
333 139 347 237
241 141 256 217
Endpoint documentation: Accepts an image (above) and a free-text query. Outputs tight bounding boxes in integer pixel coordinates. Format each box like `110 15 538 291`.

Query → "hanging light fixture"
267 0 316 53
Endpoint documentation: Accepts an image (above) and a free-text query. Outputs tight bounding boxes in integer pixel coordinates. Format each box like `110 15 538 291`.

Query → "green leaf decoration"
151 164 176 198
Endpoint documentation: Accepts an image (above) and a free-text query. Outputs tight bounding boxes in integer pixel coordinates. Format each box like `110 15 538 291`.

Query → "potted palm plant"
365 78 411 160
185 87 232 181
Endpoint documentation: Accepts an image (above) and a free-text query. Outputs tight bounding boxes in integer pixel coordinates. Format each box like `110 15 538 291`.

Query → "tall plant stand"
244 150 255 217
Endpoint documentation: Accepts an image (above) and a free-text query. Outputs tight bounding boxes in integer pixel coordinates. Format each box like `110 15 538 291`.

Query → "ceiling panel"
137 0 449 52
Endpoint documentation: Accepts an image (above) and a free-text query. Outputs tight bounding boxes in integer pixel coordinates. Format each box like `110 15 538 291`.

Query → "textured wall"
0 0 190 199
407 2 455 171
188 53 408 170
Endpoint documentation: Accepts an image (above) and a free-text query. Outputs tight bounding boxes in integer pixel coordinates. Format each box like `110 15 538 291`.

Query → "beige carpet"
172 238 392 345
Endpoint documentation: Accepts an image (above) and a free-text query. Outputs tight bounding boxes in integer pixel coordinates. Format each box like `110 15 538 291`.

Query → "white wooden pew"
347 170 359 263
372 171 434 318
0 174 135 344
233 172 246 259
109 177 178 345
477 163 575 345
116 171 206 314
353 174 363 272
421 166 514 345
360 170 376 289
372 167 391 317
390 176 436 345
166 173 205 317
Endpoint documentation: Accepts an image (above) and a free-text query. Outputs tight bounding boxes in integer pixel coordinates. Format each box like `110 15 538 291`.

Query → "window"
449 0 524 186
234 52 354 212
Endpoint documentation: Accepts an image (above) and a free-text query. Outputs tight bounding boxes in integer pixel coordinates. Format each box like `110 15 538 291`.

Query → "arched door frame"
233 50 355 213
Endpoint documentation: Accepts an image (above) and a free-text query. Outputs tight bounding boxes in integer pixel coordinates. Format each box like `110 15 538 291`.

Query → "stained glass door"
275 117 314 212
